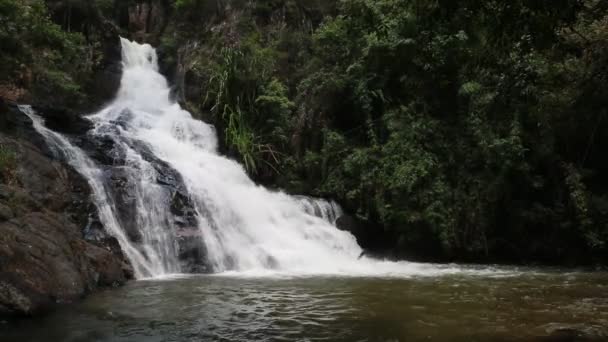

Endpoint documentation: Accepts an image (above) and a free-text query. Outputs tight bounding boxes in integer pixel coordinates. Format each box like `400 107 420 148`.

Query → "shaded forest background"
2 0 608 265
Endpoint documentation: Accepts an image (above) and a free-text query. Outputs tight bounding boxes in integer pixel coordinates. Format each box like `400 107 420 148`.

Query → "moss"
0 144 17 185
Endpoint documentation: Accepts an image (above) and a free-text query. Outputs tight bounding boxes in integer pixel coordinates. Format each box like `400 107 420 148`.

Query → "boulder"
538 323 608 341
336 214 364 237
31 105 94 135
0 212 127 316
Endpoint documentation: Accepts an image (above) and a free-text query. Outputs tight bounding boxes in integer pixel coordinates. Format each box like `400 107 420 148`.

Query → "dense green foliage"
0 0 88 104
169 0 608 264
300 0 608 263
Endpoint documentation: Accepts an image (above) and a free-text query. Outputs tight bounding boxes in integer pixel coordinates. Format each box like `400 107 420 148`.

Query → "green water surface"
2 270 607 341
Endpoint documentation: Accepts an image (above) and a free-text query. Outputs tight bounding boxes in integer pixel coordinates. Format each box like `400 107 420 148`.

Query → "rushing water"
19 38 362 278
95 38 366 276
19 105 173 277
2 271 607 341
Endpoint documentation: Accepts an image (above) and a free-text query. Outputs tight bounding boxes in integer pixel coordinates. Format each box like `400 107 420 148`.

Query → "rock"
0 212 127 316
0 105 132 317
336 214 363 236
106 168 141 243
0 203 13 221
538 323 608 341
171 191 198 228
31 106 94 135
176 227 210 273
0 100 48 149
82 242 129 287
73 114 206 272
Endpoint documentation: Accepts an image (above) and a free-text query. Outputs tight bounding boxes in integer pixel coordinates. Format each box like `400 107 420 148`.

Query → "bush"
0 0 88 103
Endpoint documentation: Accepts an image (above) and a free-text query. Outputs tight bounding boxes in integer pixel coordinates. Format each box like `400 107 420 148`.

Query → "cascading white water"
296 197 343 225
102 38 464 277
84 38 366 275
22 38 516 279
19 106 175 278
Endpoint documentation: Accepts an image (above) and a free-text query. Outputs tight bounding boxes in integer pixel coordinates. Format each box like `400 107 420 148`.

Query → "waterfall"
21 38 483 278
83 37 363 275
19 106 176 278
296 197 343 225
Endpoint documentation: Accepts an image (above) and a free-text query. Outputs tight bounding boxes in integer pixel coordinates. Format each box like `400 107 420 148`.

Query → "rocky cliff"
0 100 131 316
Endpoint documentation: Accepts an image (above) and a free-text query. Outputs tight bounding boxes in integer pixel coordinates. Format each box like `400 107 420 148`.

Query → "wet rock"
32 106 93 135
538 323 608 341
0 203 13 221
171 191 198 228
81 133 125 166
82 241 129 287
106 168 141 243
0 212 127 316
0 105 132 317
0 100 47 149
336 214 364 236
177 227 210 274
76 117 206 271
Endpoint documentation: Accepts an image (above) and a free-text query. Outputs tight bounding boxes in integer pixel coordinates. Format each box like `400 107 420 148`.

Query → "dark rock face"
176 227 210 273
70 108 207 274
336 214 396 260
336 215 364 240
537 323 608 341
0 212 127 316
17 76 211 276
30 106 94 136
0 104 131 316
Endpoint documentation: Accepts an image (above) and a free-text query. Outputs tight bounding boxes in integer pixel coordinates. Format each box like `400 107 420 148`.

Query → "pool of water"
2 269 608 341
